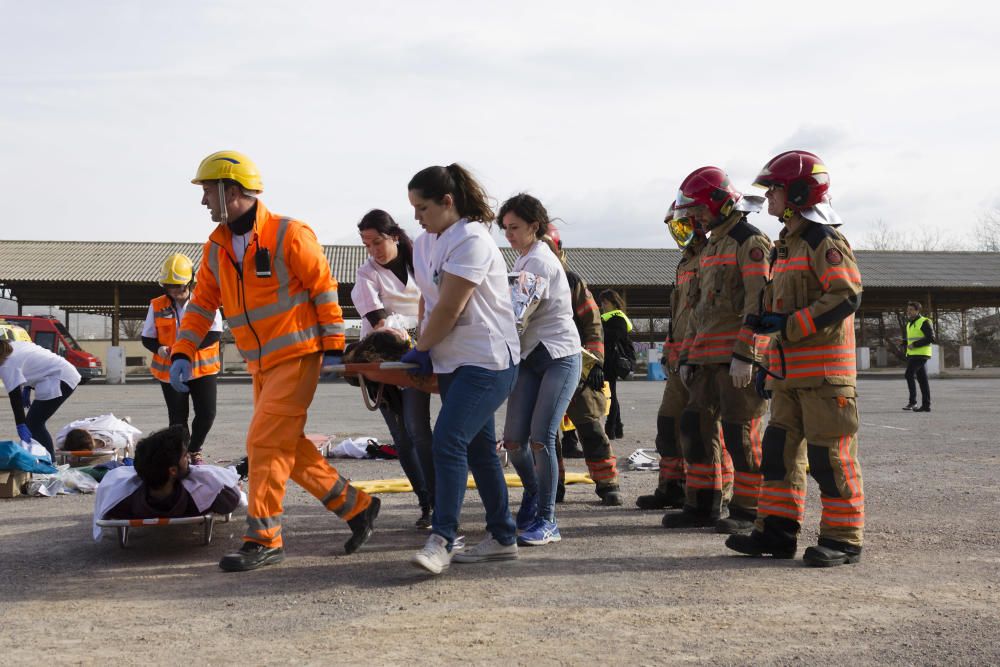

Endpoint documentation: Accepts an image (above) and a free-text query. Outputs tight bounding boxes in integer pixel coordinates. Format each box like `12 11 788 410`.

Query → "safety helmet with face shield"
752 150 830 211
674 166 742 230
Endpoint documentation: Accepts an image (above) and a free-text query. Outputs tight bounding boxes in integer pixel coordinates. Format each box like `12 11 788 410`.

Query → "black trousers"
160 375 218 452
25 381 75 458
605 377 623 437
905 356 930 407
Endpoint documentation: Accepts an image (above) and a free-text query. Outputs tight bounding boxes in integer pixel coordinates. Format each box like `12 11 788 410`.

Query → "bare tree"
119 318 144 340
979 208 1000 252
860 219 904 250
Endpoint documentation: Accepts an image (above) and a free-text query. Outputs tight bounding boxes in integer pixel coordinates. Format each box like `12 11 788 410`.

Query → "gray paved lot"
1 376 998 664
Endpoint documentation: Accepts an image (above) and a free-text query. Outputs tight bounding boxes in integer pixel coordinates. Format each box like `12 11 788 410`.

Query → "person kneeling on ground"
92 426 243 540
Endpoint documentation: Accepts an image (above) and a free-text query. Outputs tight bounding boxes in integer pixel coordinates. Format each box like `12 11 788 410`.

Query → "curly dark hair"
497 193 551 240
133 425 189 489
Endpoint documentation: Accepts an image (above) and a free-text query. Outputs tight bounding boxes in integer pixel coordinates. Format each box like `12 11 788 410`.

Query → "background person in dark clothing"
902 301 934 412
599 290 631 440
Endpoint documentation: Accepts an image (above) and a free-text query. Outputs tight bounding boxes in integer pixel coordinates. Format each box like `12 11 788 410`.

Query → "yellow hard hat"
159 253 194 286
191 150 263 192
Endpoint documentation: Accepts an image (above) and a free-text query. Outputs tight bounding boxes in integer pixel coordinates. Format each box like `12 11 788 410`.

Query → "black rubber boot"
803 538 862 567
635 483 685 510
345 496 381 554
661 507 717 529
725 516 798 558
596 482 623 506
219 541 285 572
715 506 756 535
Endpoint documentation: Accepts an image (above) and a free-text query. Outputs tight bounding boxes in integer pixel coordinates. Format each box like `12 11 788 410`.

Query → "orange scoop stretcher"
327 362 439 411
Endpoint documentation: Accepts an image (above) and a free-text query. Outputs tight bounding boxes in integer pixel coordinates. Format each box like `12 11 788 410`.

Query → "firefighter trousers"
755 384 864 547
654 370 688 493
564 382 619 489
680 363 765 519
244 352 372 548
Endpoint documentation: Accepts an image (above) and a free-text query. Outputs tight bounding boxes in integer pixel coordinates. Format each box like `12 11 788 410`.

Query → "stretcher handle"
325 362 418 374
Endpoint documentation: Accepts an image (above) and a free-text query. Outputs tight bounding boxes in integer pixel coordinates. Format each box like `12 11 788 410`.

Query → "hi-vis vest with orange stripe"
681 212 772 366
765 221 863 389
664 240 703 369
172 201 345 374
149 295 220 382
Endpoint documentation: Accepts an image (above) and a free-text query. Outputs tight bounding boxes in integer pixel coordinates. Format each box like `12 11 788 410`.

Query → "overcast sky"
3 1 998 251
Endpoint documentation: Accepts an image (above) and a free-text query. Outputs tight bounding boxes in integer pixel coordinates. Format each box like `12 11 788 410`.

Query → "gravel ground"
1 375 998 665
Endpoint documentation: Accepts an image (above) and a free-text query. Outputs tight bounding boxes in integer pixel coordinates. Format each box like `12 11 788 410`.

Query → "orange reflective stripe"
701 253 737 268
819 267 862 289
741 262 770 277
676 270 696 285
794 309 817 337
837 435 862 497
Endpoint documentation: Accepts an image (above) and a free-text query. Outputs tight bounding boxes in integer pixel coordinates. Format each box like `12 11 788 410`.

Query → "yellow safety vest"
600 309 633 332
906 316 932 357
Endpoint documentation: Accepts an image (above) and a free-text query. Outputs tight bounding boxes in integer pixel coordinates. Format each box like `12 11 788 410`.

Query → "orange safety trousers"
244 352 371 548
755 384 864 547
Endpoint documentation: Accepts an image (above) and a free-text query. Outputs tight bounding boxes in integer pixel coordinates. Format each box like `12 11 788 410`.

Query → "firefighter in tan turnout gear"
664 167 771 532
726 150 865 567
636 204 709 510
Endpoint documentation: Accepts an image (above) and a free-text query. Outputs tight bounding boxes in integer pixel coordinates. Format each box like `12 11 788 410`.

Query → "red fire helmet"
545 223 561 249
753 150 831 210
674 166 742 219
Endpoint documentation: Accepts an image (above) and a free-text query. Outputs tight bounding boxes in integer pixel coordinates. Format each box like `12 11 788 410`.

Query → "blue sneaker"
516 492 538 531
518 518 561 546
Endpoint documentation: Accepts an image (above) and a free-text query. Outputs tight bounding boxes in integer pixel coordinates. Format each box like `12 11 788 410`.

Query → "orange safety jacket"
149 295 220 382
664 239 704 370
680 211 772 366
172 201 345 374
764 220 862 389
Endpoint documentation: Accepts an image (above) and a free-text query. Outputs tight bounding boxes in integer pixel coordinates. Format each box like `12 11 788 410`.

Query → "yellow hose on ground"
352 472 595 495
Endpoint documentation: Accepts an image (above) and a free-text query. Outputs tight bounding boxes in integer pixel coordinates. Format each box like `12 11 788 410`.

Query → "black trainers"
912 405 931 412
803 538 862 567
345 496 381 554
219 541 285 572
902 403 916 411
415 506 432 530
661 509 716 529
725 530 796 559
636 486 685 510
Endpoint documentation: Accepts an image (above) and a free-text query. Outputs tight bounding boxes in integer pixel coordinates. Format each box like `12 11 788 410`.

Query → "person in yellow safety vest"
667 167 771 533
141 253 223 465
637 203 715 510
599 290 631 440
902 300 934 412
170 150 378 572
726 150 865 567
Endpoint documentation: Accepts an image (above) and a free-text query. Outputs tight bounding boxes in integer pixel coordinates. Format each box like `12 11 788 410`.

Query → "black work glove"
753 366 772 400
585 364 605 392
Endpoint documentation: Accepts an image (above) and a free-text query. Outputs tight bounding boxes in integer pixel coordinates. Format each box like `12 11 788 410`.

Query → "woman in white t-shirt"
351 208 434 529
499 194 582 547
403 164 521 576
0 339 81 457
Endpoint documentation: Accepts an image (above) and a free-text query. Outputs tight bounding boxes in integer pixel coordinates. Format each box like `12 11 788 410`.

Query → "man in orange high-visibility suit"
170 150 379 572
726 150 864 567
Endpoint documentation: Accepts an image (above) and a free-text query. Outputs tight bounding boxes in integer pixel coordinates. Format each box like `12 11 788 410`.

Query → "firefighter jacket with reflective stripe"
567 270 605 363
681 212 772 366
765 220 862 389
173 201 345 374
906 316 933 357
149 295 220 382
665 240 704 369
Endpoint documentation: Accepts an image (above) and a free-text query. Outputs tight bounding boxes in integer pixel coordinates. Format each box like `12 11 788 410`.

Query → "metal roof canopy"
2 241 1000 319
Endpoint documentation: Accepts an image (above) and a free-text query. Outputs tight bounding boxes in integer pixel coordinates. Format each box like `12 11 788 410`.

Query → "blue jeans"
433 362 519 548
379 387 434 509
503 345 582 522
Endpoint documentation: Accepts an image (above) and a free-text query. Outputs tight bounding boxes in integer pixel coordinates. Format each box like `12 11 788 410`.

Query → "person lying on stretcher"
92 426 243 539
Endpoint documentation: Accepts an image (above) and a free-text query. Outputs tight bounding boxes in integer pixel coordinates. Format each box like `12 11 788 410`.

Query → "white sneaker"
452 535 519 563
411 534 452 575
